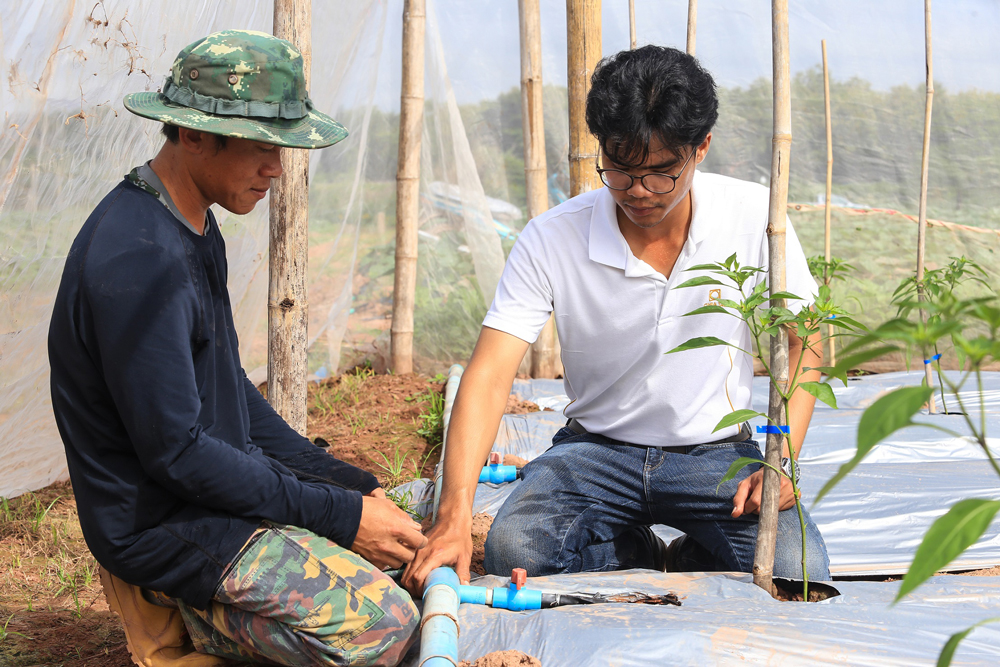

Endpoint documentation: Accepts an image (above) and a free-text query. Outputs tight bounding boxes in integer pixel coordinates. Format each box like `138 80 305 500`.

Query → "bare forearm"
437 329 527 524
785 331 823 459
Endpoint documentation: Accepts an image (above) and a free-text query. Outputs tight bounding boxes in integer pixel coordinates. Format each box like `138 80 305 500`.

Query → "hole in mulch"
771 578 841 602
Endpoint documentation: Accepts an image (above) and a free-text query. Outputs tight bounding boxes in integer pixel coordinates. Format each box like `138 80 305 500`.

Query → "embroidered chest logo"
706 288 722 306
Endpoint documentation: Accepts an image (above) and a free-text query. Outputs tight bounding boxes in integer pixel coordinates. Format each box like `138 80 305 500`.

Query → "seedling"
667 252 864 600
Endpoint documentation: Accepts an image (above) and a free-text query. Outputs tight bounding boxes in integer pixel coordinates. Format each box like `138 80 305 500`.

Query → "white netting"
3 0 1000 495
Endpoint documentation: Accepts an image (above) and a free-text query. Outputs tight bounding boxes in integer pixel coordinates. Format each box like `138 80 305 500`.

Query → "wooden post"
686 0 698 56
629 0 636 49
567 0 602 197
753 0 792 596
519 0 558 378
391 0 426 375
822 39 835 366
268 0 311 435
916 0 937 412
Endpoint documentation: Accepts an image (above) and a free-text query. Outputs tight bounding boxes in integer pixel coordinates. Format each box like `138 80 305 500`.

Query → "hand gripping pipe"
432 364 464 524
419 567 462 667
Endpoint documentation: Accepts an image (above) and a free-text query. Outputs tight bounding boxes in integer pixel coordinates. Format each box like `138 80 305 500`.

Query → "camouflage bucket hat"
124 29 347 149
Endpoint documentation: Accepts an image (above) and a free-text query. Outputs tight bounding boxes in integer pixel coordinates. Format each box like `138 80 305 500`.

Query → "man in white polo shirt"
404 45 829 592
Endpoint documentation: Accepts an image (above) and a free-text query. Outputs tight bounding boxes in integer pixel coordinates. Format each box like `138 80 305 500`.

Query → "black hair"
586 45 719 168
160 123 228 150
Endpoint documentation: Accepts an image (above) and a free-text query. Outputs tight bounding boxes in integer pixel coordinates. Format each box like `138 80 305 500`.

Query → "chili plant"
665 253 865 600
814 260 999 665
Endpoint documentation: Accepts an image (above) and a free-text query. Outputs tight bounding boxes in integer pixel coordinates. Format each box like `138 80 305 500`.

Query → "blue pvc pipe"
478 464 518 484
419 568 461 667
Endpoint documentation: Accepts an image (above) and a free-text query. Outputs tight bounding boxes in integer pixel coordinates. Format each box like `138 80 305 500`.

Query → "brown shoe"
100 567 228 667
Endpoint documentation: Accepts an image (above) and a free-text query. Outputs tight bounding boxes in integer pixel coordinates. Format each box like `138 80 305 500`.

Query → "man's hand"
351 496 427 570
400 516 473 596
367 487 386 500
731 469 797 518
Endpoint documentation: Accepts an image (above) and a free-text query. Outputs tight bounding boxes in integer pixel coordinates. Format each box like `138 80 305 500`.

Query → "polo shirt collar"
588 170 712 273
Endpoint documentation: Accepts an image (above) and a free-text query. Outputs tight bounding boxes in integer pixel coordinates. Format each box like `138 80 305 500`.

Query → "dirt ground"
459 650 542 667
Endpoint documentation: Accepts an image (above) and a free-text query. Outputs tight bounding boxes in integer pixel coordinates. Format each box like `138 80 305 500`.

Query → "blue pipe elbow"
479 464 518 484
424 567 461 598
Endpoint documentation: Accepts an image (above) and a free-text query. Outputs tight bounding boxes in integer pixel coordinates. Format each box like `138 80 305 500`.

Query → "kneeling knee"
350 585 420 667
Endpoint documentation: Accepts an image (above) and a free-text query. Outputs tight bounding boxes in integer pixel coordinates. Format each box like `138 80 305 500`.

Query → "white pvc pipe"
432 364 464 523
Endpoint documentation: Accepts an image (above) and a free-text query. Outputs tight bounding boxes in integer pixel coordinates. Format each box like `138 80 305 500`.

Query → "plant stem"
934 343 948 413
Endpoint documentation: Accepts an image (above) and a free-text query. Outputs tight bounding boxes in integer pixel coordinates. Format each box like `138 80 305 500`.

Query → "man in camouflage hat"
49 30 423 666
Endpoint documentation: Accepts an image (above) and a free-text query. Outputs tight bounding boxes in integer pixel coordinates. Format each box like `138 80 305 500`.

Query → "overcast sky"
372 0 1000 108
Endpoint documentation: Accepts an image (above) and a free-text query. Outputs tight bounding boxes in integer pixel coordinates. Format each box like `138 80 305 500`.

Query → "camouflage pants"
164 523 419 666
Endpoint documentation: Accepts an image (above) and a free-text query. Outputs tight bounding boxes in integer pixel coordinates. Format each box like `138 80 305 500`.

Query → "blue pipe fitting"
479 464 518 484
424 566 461 598
491 585 543 611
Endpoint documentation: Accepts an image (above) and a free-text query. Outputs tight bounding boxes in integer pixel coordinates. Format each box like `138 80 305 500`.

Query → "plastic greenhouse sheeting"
403 571 1000 666
5 0 1000 499
402 371 1000 576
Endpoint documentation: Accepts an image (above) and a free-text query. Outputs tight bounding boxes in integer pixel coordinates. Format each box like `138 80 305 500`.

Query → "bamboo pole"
268 0 312 434
686 0 697 56
567 0 602 197
519 0 558 378
916 0 937 412
753 0 791 595
629 0 636 49
822 39 835 366
391 0 426 375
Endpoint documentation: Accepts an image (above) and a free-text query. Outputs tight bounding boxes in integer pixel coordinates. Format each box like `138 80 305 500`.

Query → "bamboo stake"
629 0 636 49
686 0 697 56
268 0 311 434
916 0 937 412
567 0 602 197
822 39 835 366
519 0 558 378
753 0 791 596
391 0 426 375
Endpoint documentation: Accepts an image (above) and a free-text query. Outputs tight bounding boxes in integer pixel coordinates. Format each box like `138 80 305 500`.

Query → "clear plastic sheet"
403 570 1000 666
401 372 1000 575
4 1 1000 497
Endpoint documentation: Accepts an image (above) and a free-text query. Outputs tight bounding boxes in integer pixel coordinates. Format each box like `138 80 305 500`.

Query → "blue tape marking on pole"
756 425 790 434
827 314 836 319
924 353 942 364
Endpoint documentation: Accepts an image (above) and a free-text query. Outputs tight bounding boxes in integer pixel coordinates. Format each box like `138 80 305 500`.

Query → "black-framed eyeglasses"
596 149 696 194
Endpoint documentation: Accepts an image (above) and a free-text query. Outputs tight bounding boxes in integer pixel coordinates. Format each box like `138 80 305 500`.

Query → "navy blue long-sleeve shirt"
48 176 379 610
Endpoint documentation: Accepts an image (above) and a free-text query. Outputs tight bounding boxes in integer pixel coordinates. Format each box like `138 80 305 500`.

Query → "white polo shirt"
483 170 817 447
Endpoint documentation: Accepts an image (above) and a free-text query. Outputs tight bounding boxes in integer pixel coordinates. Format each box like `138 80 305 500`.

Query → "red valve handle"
489 452 502 465
511 568 527 590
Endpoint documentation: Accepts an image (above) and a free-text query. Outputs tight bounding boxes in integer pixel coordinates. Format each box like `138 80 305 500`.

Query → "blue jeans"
484 427 830 580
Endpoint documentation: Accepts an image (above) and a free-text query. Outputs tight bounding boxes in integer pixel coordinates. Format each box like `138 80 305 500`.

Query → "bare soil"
459 650 542 667
305 370 444 486
470 513 495 577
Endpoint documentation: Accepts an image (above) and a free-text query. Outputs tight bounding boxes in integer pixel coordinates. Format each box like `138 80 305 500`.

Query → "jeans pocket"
689 439 763 460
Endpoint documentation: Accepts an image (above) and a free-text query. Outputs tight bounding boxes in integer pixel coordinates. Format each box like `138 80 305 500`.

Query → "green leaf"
675 276 725 289
937 617 1000 667
712 409 768 433
665 336 733 354
769 291 804 301
814 386 932 504
715 456 763 491
685 263 725 272
896 499 1000 602
819 345 899 385
682 305 731 317
798 381 838 409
